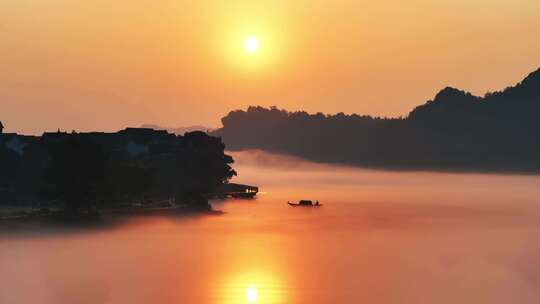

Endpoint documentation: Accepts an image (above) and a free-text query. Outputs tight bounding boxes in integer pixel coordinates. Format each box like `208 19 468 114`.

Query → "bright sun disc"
246 286 258 302
244 37 259 53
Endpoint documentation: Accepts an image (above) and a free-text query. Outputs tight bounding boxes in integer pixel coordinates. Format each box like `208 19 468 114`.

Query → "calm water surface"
2 150 540 304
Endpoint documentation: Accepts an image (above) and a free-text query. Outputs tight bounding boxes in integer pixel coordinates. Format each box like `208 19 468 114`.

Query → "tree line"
213 67 540 172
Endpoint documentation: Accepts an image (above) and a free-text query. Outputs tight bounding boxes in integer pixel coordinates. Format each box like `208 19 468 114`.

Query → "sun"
244 36 260 54
245 285 258 303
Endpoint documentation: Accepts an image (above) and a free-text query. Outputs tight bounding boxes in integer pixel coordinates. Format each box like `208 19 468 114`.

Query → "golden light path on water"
205 215 292 304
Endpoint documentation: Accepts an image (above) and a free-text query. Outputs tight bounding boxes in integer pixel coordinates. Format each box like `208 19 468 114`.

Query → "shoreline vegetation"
213 67 540 174
0 128 257 223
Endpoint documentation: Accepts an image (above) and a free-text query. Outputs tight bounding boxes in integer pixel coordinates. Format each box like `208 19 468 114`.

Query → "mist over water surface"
2 150 540 303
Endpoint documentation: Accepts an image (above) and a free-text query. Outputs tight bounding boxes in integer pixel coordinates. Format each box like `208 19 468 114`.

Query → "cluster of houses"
0 120 177 159
0 123 183 204
0 121 39 156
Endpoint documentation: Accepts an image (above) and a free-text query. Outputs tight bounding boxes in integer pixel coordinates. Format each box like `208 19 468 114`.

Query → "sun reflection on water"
245 285 258 303
218 270 287 304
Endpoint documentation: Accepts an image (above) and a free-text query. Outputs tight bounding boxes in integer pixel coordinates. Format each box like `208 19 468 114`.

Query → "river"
2 150 540 304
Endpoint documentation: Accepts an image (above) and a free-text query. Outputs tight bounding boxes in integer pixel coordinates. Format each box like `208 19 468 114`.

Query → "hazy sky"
2 0 540 134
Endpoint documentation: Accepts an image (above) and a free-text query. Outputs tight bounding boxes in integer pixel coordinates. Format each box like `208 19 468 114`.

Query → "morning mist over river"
3 150 540 304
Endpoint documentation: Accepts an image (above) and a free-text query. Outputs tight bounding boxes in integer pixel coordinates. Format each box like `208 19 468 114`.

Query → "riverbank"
0 204 223 224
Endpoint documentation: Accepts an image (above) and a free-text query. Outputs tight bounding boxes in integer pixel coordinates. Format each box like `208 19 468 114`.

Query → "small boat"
287 200 322 207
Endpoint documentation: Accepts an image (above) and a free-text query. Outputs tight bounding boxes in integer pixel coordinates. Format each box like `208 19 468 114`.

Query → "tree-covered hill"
213 68 540 173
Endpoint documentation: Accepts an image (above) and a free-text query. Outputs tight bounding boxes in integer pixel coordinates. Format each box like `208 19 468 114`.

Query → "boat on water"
287 200 322 207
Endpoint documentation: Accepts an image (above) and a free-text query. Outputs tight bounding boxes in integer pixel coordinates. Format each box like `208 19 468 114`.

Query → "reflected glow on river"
2 150 540 303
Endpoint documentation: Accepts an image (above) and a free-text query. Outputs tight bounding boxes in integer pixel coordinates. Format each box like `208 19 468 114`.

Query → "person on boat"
315 201 320 206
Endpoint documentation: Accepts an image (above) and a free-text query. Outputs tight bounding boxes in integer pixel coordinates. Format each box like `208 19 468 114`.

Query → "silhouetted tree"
43 135 107 216
0 147 20 194
101 159 154 206
174 131 236 209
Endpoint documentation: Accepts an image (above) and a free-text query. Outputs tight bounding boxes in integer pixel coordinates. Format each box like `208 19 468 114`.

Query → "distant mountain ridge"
409 67 540 123
213 67 540 173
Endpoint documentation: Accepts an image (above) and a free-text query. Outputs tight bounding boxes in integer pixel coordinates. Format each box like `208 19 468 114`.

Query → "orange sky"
2 0 540 134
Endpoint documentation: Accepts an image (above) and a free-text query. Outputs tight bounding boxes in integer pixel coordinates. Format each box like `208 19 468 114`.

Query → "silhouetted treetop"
408 87 481 122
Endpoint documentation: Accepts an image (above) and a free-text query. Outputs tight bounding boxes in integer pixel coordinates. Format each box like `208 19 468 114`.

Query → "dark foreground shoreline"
0 205 225 237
